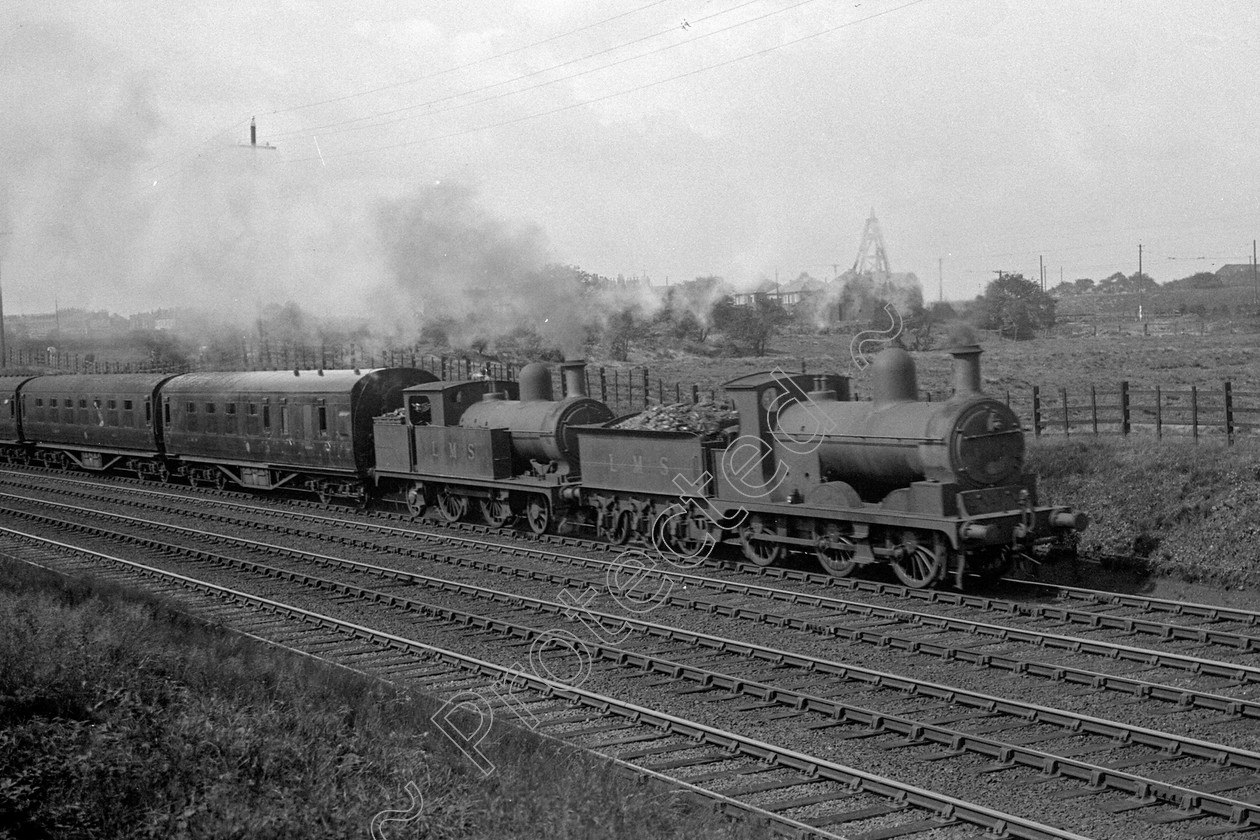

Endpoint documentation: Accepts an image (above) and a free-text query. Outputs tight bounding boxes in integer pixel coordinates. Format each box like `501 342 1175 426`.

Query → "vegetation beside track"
0 559 760 840
1031 435 1260 588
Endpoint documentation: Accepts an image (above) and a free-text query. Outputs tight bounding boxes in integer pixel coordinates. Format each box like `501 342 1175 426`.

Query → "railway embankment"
0 560 754 840
1031 435 1260 589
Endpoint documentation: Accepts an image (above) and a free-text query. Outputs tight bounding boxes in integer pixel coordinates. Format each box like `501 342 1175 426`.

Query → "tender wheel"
481 498 513 528
154 463 170 484
815 525 857 578
436 488 468 523
609 511 634 545
211 471 229 491
405 484 427 519
525 497 551 535
893 542 944 589
739 515 784 567
654 505 714 566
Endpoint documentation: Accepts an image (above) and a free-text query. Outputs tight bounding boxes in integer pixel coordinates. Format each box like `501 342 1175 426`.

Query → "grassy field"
0 560 764 840
601 325 1260 399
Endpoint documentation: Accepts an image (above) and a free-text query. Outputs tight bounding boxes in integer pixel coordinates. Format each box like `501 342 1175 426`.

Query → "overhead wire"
268 0 793 140
264 0 676 117
283 0 933 165
143 0 678 182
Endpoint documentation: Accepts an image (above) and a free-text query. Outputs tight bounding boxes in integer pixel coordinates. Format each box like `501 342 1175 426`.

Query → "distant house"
732 276 826 308
1215 264 1258 284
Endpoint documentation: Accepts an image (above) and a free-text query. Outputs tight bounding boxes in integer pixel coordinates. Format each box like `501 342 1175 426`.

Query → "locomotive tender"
0 341 1086 589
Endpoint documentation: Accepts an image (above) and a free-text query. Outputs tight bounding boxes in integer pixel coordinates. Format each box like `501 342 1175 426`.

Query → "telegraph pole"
1253 240 1257 309
1138 243 1143 321
938 257 943 302
0 231 9 367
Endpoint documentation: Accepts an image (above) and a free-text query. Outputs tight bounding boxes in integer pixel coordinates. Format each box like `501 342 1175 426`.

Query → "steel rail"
7 506 1260 796
9 469 1259 638
5 478 1257 659
0 525 1095 840
6 495 1259 726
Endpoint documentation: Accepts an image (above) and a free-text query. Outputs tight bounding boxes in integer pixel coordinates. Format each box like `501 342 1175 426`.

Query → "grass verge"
0 559 764 840
1030 436 1260 588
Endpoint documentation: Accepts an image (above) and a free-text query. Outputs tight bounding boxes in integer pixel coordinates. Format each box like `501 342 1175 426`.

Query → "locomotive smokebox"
561 358 588 398
518 363 553 401
950 343 983 397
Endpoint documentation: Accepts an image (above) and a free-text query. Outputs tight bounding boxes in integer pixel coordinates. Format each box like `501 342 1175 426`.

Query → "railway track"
2 476 1259 836
6 472 1260 723
1 527 1096 840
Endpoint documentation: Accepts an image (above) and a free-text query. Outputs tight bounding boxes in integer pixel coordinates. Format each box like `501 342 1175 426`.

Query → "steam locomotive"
0 343 1087 589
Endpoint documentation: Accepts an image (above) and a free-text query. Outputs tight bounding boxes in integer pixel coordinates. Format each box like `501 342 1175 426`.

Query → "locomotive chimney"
950 343 983 396
518 362 553 401
560 358 588 398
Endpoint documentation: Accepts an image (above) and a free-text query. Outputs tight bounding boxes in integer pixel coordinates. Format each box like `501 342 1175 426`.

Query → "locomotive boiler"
773 343 1025 499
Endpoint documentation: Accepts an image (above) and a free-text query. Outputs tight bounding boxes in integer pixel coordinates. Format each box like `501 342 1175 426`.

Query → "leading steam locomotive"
0 341 1086 589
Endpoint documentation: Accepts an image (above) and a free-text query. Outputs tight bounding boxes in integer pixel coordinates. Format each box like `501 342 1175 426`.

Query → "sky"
2 0 1259 324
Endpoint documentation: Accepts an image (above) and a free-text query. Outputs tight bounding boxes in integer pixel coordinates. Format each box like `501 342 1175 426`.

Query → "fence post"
1032 386 1042 437
1155 386 1162 440
1192 385 1199 442
642 369 650 408
1061 387 1070 436
658 378 664 404
691 383 699 403
1225 380 1234 444
1090 386 1098 435
1120 381 1130 436
599 367 608 404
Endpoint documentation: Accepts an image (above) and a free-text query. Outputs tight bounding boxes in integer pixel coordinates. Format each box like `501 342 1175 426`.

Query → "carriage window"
186 402 196 413
107 400 117 410
34 398 43 407
247 403 258 416
164 403 171 424
205 403 216 414
49 398 58 408
80 399 87 409
145 401 152 423
262 405 271 429
317 406 327 433
279 406 289 434
123 400 133 411
226 403 237 415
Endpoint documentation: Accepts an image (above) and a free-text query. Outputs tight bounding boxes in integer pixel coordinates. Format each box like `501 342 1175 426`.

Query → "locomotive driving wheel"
525 496 551 535
481 498 513 528
892 534 944 589
739 514 784 567
405 484 427 519
815 524 857 578
436 487 468 522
